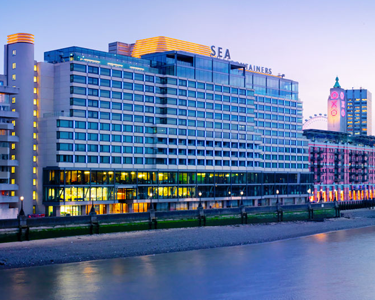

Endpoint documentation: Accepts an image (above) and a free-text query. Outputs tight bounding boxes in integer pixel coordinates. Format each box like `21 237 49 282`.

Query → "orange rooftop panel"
131 36 211 58
7 33 34 44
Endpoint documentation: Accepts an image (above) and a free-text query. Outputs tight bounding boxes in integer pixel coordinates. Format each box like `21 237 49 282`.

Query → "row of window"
67 108 299 125
61 117 255 131
56 154 307 169
70 64 251 95
57 143 264 157
69 109 258 123
56 143 307 162
70 97 255 110
70 100 255 116
56 131 259 142
45 169 310 186
258 122 302 130
70 85 255 101
256 96 299 106
256 106 299 114
57 137 262 149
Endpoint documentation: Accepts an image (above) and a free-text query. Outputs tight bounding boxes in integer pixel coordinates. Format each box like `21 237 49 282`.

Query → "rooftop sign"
210 45 272 75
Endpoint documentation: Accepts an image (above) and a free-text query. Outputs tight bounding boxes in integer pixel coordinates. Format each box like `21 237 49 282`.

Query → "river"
1 226 375 300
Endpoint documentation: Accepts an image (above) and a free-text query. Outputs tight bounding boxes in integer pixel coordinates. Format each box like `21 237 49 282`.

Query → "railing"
1 203 339 241
338 200 375 210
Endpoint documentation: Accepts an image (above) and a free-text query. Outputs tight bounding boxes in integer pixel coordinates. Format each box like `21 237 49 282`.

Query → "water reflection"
2 226 375 300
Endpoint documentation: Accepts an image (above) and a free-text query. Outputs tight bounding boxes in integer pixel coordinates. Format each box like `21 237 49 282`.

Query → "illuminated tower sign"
327 77 347 133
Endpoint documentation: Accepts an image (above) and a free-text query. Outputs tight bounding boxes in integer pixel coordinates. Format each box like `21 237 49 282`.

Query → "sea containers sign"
210 46 272 75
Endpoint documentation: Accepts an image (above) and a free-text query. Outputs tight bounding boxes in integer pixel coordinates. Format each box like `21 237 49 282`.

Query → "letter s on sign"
210 46 216 57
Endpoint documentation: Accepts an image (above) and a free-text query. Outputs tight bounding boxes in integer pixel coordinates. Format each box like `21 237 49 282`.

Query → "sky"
1 0 375 127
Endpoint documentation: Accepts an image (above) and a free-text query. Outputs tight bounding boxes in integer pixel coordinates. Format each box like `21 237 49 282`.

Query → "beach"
1 209 375 270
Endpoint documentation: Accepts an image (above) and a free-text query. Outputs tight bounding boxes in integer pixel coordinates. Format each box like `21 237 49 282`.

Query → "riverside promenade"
0 209 375 270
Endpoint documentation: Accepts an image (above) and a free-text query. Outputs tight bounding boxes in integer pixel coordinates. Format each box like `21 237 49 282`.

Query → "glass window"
112 69 122 78
100 68 110 76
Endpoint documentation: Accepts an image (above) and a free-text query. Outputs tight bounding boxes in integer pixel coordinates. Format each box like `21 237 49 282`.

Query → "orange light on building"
131 36 211 58
7 33 34 44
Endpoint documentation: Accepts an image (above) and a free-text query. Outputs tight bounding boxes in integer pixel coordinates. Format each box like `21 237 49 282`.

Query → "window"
88 122 98 130
57 120 73 128
56 143 73 151
88 156 98 163
57 131 73 139
88 145 98 152
75 156 85 163
120 70 132 79
75 132 86 140
112 69 122 78
88 66 99 74
100 68 110 76
75 121 86 129
70 63 86 72
88 77 98 85
75 144 86 151
95 134 110 144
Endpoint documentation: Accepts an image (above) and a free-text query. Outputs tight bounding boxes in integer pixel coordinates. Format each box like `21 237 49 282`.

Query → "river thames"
1 226 375 300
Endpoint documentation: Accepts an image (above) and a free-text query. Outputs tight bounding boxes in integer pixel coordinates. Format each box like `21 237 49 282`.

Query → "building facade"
2 33 312 217
304 129 375 202
346 88 372 136
0 75 20 218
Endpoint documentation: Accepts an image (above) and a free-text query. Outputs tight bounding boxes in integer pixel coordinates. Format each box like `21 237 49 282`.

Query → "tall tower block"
327 77 347 133
4 33 35 215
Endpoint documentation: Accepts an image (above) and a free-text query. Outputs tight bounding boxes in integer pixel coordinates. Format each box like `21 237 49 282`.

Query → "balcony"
0 183 18 191
0 160 18 167
0 195 19 204
0 135 19 143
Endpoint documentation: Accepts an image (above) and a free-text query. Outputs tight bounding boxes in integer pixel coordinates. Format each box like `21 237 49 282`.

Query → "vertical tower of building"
345 88 372 135
327 77 347 133
4 33 35 215
0 76 20 219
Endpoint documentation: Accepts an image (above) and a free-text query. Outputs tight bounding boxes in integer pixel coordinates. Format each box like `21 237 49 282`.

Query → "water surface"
2 226 375 300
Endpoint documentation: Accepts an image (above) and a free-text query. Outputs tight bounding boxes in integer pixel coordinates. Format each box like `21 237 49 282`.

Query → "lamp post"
276 189 279 205
228 190 231 208
19 196 25 216
334 189 337 202
149 192 153 210
240 190 244 206
198 191 202 209
90 192 95 214
307 188 311 203
320 188 323 202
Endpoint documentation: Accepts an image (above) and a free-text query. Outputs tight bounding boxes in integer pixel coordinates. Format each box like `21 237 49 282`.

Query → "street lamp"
334 189 337 202
149 192 153 210
198 191 202 209
19 196 25 216
240 190 244 206
320 188 323 202
276 189 279 205
307 188 311 203
228 190 231 208
90 192 95 214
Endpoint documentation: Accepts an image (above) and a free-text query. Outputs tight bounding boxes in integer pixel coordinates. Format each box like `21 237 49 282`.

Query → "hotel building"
2 34 312 217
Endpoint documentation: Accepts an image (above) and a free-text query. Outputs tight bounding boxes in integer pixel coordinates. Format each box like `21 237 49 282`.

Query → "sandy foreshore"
1 209 375 270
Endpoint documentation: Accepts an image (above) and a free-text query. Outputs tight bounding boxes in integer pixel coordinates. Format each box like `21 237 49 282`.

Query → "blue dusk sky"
1 0 375 128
